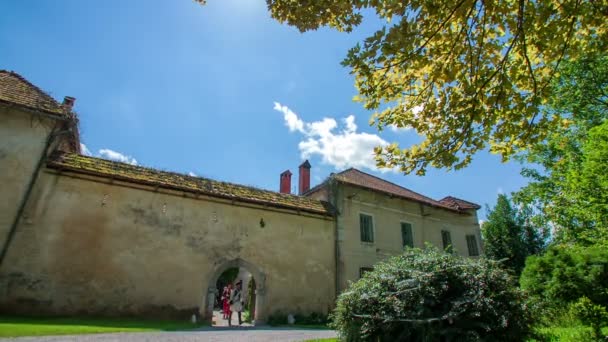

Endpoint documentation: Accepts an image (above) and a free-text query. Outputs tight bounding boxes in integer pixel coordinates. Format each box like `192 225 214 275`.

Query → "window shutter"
360 214 374 242
466 235 479 256
401 223 413 248
360 214 366 241
441 230 453 253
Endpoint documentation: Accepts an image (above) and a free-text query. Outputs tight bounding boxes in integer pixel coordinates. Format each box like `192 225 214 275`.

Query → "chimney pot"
62 96 76 109
280 170 292 194
298 160 311 195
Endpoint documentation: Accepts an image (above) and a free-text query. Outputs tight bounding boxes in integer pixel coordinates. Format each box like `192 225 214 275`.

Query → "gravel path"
0 327 338 342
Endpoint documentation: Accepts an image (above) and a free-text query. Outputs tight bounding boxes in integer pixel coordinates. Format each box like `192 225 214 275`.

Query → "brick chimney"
280 170 292 194
62 96 76 110
298 160 311 195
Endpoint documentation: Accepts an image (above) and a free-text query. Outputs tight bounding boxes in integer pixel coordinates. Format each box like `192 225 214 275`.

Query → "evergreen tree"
482 194 545 276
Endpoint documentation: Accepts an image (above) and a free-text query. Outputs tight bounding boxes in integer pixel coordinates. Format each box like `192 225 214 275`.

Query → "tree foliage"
481 194 546 276
257 0 608 174
571 296 608 340
331 247 531 341
520 244 608 309
514 55 608 244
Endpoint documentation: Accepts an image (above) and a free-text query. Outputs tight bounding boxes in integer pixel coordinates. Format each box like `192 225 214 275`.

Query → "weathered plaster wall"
335 184 481 290
0 170 335 320
0 106 55 251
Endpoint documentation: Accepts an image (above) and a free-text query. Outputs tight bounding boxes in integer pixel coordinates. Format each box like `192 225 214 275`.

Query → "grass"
530 324 608 342
303 339 338 342
0 316 207 338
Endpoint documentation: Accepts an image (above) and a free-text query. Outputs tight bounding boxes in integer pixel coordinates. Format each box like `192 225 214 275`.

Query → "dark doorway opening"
213 267 257 327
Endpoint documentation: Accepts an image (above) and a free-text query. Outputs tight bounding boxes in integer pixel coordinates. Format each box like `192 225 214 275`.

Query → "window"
441 230 453 253
466 234 479 256
360 213 374 242
401 222 414 248
359 267 374 278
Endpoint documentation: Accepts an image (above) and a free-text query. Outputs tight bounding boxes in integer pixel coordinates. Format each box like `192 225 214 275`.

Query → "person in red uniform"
221 284 232 320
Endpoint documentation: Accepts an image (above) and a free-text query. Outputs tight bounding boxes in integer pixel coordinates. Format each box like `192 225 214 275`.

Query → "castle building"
0 70 482 323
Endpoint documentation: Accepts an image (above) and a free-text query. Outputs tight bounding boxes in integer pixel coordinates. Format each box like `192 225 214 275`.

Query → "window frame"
400 221 414 249
359 267 374 278
441 229 453 254
359 212 375 243
466 234 480 256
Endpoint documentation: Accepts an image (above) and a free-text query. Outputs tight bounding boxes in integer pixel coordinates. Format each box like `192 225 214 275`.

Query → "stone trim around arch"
202 258 267 325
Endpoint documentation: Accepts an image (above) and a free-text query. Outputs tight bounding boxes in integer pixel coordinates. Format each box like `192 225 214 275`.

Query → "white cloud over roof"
274 102 393 172
98 148 138 165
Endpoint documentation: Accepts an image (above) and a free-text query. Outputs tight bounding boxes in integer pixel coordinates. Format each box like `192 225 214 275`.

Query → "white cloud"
188 171 197 177
274 102 305 133
388 124 412 132
274 102 393 172
98 149 138 165
80 143 92 156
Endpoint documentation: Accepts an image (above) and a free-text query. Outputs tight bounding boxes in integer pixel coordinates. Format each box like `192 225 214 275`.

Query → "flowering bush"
330 247 531 341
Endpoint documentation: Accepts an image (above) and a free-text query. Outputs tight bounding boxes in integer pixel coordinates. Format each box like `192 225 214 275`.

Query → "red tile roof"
307 168 477 213
439 196 481 210
332 168 462 211
47 152 334 217
0 70 68 116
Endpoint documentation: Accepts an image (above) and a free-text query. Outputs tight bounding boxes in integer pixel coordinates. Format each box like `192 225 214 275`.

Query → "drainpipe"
0 126 72 268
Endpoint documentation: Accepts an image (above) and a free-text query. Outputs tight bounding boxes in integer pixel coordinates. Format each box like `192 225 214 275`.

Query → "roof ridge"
440 195 481 209
341 167 441 204
335 167 356 175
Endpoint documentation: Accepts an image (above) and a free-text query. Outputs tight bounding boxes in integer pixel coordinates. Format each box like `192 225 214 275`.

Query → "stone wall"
0 168 336 321
0 106 56 251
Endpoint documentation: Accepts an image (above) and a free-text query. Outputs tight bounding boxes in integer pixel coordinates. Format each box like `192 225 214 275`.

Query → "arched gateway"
202 258 267 324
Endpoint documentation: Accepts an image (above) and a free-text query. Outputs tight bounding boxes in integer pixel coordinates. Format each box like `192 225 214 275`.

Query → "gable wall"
0 106 56 252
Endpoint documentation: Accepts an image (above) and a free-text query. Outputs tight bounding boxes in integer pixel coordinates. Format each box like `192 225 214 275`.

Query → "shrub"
267 311 288 326
571 297 608 340
294 312 329 325
268 311 329 326
330 247 531 341
520 244 608 308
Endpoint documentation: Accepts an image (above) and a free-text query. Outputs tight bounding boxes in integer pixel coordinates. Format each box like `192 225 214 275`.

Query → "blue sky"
1 0 528 219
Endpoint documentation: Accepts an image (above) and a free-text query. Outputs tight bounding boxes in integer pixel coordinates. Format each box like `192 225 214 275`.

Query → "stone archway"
202 258 267 325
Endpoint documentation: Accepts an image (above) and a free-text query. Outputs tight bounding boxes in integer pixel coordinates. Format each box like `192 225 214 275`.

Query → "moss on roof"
0 70 68 116
47 152 333 216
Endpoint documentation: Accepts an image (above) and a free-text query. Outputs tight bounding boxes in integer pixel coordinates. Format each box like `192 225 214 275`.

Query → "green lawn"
0 316 206 338
530 325 608 341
